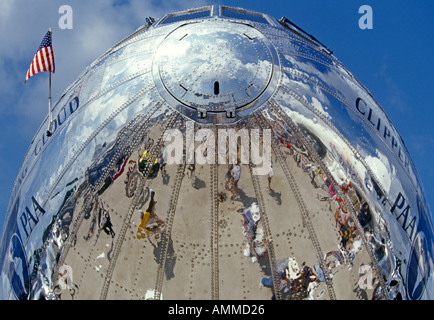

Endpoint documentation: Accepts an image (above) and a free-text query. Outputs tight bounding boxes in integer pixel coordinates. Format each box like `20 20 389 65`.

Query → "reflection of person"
301 266 318 288
268 165 274 189
358 202 372 228
101 210 115 238
137 190 155 239
339 224 350 249
225 164 233 191
231 163 241 194
261 276 273 288
159 153 166 176
187 164 196 186
136 190 165 244
309 165 318 182
328 183 336 198
138 150 149 173
341 210 351 226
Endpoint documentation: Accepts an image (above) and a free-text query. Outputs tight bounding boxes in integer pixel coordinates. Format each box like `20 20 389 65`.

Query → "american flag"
24 30 55 83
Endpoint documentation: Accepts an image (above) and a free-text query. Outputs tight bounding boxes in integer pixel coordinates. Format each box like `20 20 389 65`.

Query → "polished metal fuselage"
0 5 432 300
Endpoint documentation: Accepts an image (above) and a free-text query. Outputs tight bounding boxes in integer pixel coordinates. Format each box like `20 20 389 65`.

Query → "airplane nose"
153 20 278 124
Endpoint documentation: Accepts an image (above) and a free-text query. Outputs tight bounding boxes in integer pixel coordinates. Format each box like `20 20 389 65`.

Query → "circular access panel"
154 20 275 114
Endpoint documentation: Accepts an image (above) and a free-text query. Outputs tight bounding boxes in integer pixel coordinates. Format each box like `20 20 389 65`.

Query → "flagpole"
47 28 53 137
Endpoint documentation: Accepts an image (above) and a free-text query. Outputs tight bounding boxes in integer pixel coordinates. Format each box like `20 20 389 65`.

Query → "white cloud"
0 0 209 136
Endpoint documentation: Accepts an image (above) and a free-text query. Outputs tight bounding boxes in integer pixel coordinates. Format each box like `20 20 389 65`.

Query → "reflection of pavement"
59 139 374 300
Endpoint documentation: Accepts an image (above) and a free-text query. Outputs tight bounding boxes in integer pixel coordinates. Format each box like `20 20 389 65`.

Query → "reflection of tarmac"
58 132 375 299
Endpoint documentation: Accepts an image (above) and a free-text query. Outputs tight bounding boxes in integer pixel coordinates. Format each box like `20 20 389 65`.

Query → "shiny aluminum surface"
153 19 279 125
0 5 432 300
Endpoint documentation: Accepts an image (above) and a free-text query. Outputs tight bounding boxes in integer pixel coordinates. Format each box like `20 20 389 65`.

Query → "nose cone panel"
153 20 278 123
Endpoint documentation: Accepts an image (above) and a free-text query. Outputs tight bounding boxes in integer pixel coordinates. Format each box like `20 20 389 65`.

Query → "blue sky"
0 0 433 231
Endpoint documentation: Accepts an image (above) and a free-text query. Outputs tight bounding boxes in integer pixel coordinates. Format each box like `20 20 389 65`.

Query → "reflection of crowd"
276 130 376 262
336 207 356 250
134 137 167 179
280 132 374 253
325 179 363 251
